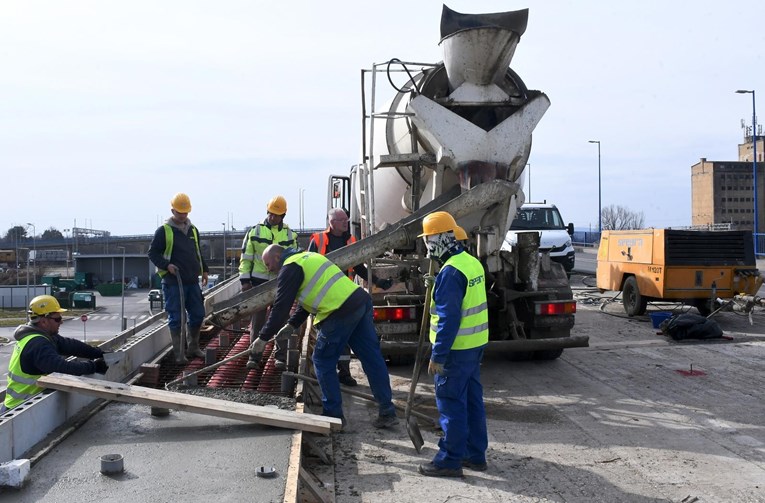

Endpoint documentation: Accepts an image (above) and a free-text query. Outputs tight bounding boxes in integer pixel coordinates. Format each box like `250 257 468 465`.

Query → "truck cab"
502 203 575 272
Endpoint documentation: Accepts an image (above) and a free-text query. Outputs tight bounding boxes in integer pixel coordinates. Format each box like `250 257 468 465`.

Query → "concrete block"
0 459 30 488
138 363 160 386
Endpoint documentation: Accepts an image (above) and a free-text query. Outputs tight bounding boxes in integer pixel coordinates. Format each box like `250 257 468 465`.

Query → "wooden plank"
283 401 304 503
38 373 342 435
299 466 333 503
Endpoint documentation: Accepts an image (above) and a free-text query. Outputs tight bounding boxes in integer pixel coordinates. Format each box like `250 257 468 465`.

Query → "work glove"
276 323 296 340
428 360 444 376
93 358 109 374
249 337 267 355
423 274 436 289
374 277 393 290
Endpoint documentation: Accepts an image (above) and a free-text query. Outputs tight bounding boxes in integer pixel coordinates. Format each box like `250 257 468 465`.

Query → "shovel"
405 260 434 453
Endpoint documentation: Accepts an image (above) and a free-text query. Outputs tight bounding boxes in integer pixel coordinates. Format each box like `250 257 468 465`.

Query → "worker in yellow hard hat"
239 195 298 371
148 193 210 364
2 295 109 413
248 244 398 430
416 210 489 478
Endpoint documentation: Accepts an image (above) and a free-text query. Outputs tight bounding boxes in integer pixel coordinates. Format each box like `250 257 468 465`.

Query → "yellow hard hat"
454 226 468 241
418 211 458 237
29 295 67 316
266 195 288 215
171 193 192 213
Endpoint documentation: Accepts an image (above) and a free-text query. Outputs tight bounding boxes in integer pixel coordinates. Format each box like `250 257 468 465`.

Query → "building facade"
691 135 764 233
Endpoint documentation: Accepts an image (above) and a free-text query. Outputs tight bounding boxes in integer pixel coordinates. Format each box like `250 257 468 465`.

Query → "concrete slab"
0 401 294 503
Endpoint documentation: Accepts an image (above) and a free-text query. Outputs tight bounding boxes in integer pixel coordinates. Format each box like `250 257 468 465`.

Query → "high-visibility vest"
4 333 47 410
157 224 203 277
309 230 357 277
284 252 359 324
240 223 298 280
429 252 489 350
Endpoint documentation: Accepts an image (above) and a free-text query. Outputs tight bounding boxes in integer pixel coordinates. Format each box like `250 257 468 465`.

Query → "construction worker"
239 195 298 370
417 211 489 478
250 245 398 429
148 192 209 364
308 207 393 386
2 295 108 413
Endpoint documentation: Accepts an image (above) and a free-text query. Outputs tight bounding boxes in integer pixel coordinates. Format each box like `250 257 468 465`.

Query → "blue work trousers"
162 281 205 330
312 297 395 419
432 346 488 470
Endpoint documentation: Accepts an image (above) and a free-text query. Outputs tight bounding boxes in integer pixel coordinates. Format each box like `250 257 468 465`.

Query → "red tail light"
535 301 576 316
374 306 417 322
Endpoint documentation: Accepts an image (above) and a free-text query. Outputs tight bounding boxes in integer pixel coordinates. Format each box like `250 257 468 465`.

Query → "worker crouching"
250 245 398 429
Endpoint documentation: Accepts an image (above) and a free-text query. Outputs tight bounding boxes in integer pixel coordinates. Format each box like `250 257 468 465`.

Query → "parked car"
148 289 163 303
502 203 575 273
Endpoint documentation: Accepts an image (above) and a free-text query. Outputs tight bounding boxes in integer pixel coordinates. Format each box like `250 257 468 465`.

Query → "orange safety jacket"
309 230 357 278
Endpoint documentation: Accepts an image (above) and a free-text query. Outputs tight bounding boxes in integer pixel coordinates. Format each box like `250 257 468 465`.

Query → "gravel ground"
312 274 765 502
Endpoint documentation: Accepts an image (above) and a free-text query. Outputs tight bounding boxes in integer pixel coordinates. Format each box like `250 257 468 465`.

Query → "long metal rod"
284 372 435 425
164 347 252 388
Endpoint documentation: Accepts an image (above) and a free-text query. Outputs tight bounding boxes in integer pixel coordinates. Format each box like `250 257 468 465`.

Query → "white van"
502 203 575 272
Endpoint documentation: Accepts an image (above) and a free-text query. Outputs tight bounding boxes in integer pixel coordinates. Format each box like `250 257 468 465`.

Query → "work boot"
372 413 399 429
461 459 488 472
169 328 188 364
338 373 358 387
186 326 205 358
337 360 357 386
418 462 463 478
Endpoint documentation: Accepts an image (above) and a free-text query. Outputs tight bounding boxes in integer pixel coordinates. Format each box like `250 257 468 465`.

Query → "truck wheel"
387 354 415 366
622 277 647 316
534 349 564 360
505 351 533 361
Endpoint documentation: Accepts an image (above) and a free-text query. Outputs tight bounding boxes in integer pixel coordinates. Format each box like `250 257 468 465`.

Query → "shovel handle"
405 260 434 418
283 372 435 425
165 347 252 388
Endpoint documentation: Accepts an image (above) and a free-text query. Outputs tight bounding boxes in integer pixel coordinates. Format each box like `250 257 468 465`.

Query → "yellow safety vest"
429 252 489 350
284 252 359 324
157 224 203 277
240 223 298 280
4 333 47 410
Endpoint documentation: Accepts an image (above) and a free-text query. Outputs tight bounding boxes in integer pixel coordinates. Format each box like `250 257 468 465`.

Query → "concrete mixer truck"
325 5 585 362
208 5 586 362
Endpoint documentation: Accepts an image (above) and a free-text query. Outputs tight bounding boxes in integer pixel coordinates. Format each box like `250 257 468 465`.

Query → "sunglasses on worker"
46 315 63 323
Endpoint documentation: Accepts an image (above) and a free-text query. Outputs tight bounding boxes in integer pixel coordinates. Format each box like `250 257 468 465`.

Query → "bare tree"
2 225 27 244
41 227 63 240
601 205 645 230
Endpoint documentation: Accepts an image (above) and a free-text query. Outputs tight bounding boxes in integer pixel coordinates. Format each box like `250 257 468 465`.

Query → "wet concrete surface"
0 397 295 503
323 273 765 502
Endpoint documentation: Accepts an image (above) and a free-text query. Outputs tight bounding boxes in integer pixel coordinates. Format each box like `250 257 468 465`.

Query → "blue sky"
2 1 764 236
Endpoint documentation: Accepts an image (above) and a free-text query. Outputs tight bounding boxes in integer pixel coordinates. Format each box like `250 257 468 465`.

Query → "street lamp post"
588 141 602 232
117 246 126 331
221 223 227 280
736 89 759 255
19 247 29 314
26 222 36 284
63 228 71 278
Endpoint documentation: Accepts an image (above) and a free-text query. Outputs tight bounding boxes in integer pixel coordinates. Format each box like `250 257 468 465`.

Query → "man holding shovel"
417 211 489 478
250 245 398 429
148 192 209 363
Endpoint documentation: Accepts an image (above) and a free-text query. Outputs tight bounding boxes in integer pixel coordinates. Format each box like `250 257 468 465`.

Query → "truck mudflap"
379 334 588 355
